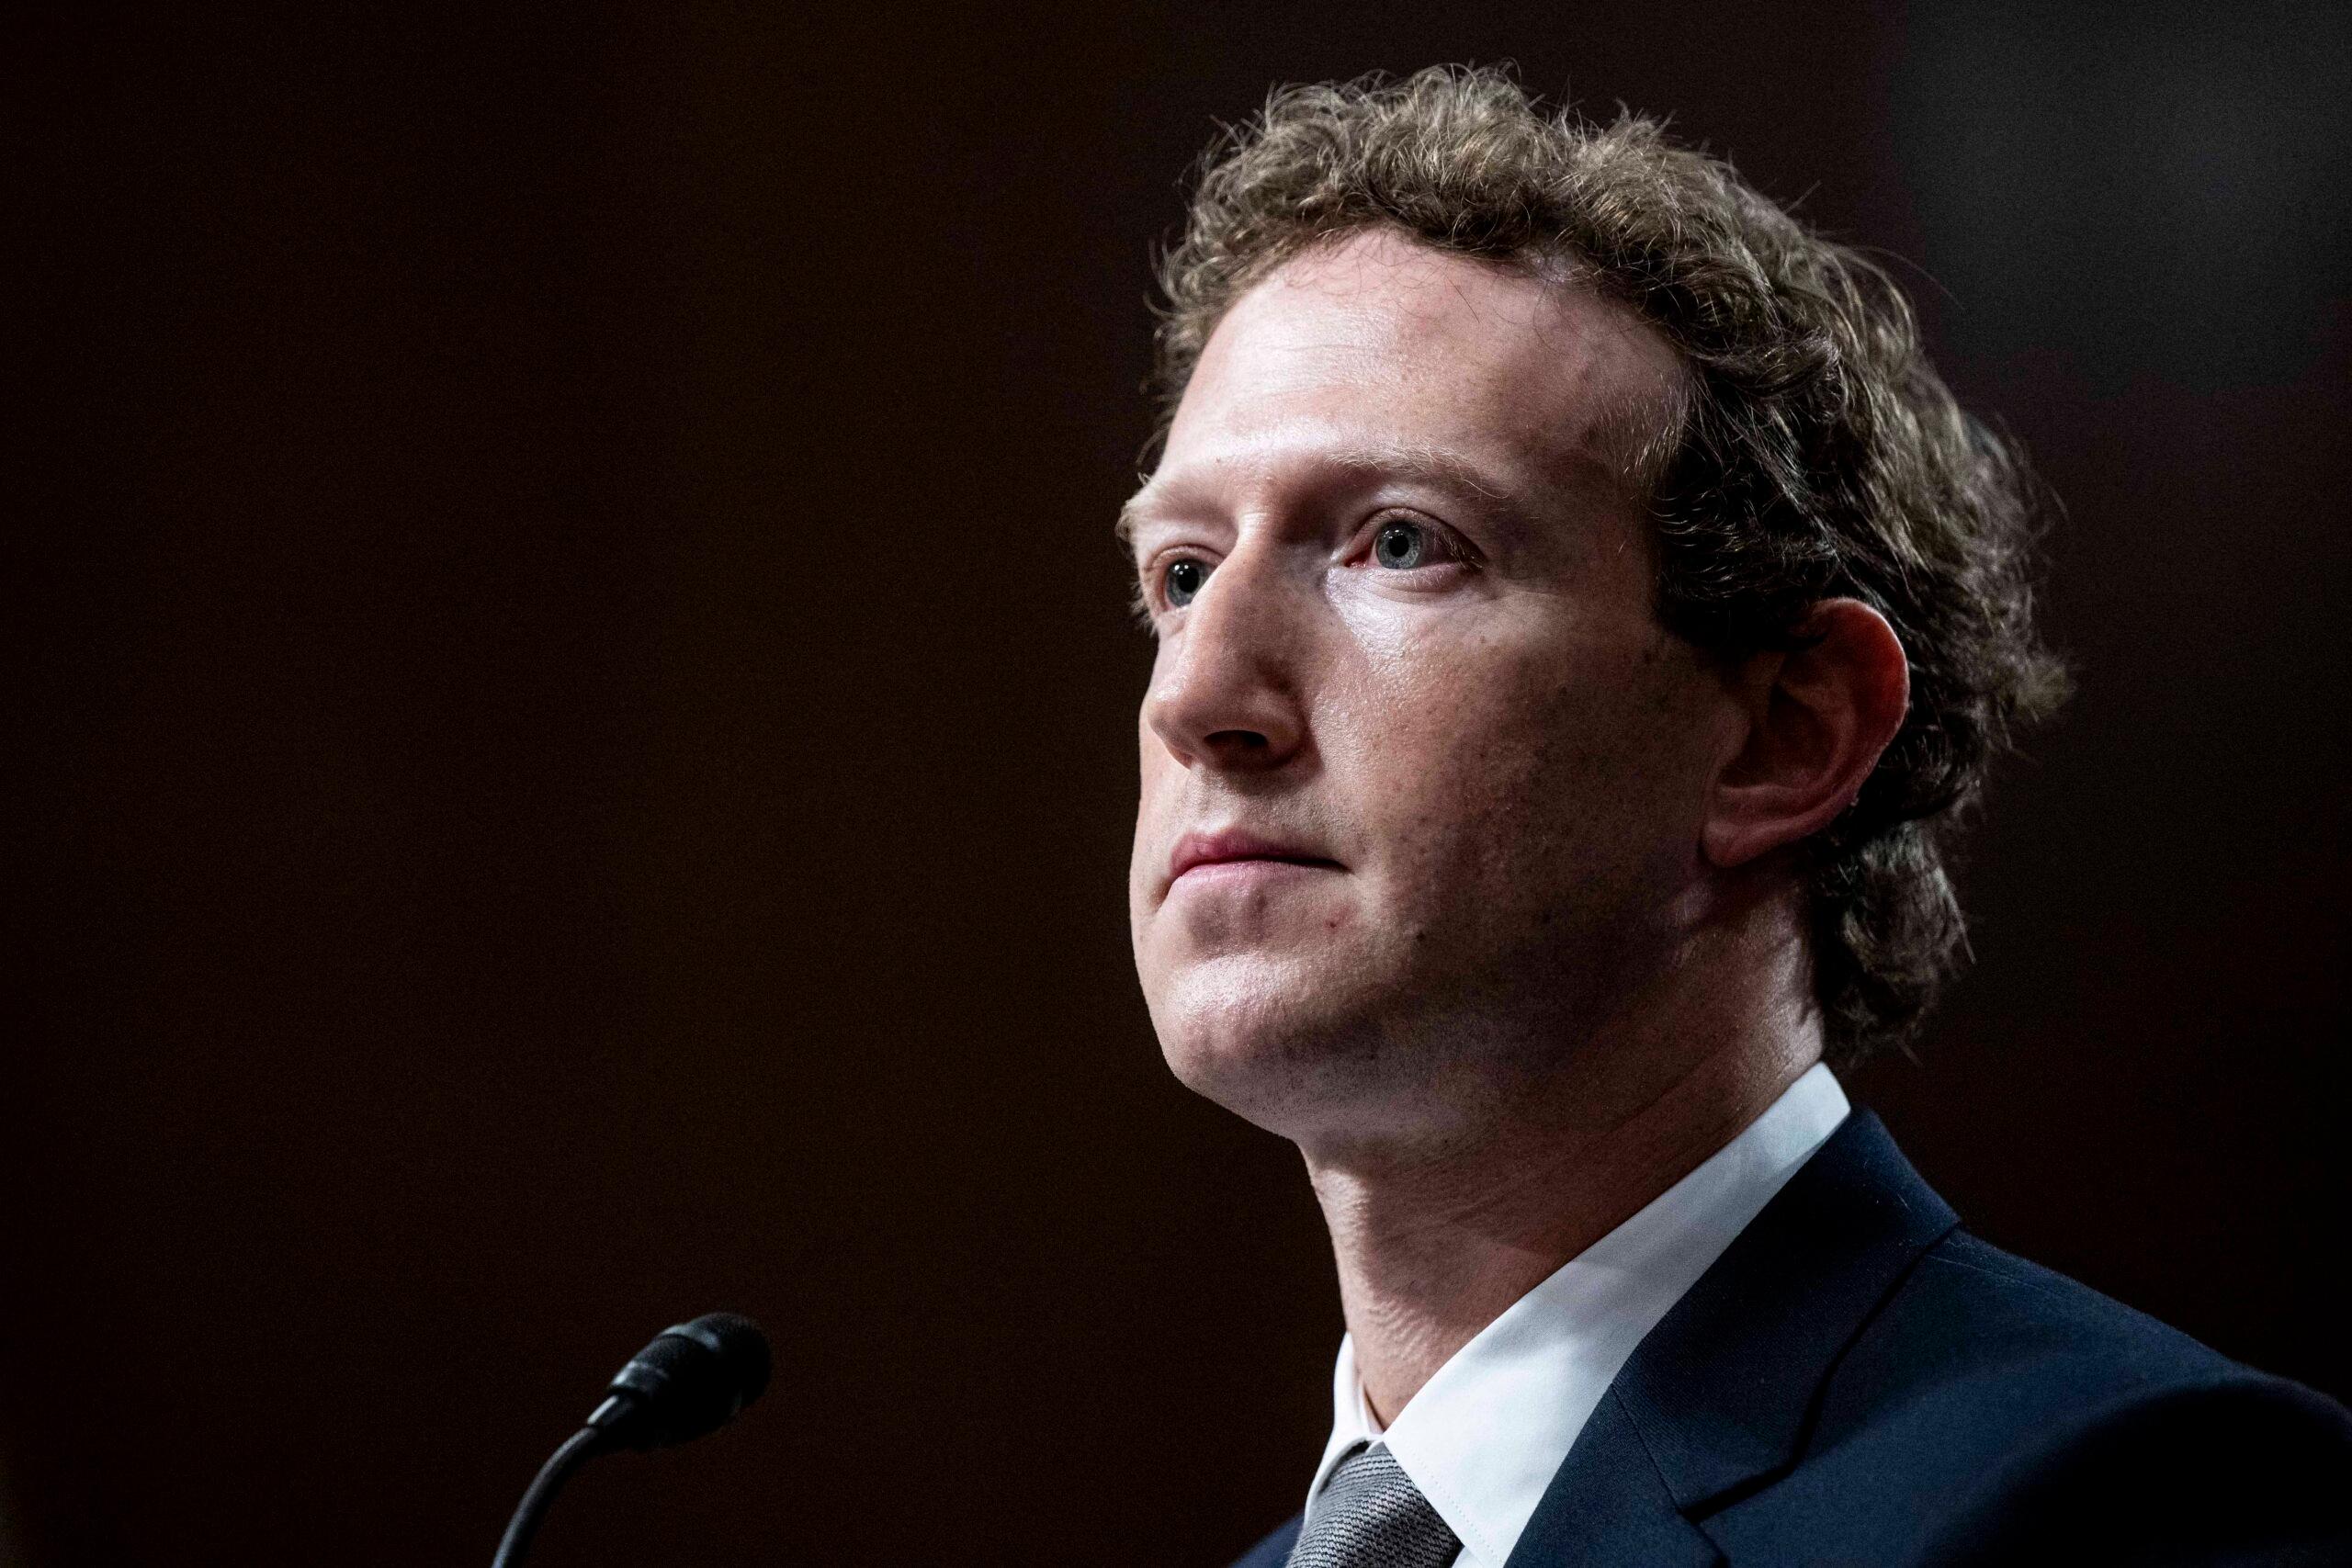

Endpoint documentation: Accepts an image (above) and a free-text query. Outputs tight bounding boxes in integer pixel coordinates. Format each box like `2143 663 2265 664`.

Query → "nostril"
1208 729 1271 751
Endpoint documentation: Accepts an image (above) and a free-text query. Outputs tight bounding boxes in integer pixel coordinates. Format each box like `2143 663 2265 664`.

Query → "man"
1123 68 2350 1567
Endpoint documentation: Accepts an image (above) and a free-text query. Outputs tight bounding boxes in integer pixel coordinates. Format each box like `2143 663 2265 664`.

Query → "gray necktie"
1286 1443 1462 1568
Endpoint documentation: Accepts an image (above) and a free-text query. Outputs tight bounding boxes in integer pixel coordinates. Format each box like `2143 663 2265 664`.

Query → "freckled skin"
1126 231 1738 1157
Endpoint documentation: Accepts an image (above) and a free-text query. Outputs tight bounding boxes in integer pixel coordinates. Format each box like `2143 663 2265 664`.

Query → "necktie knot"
1285 1443 1460 1568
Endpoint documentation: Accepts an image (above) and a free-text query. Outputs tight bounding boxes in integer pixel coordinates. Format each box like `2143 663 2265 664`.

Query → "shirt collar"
1302 1064 1850 1566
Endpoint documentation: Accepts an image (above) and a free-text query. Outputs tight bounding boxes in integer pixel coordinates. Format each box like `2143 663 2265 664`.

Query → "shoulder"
1728 1228 2352 1563
1840 1226 2248 1405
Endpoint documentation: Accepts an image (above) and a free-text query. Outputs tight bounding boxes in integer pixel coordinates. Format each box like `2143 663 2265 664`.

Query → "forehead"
1149 228 1679 512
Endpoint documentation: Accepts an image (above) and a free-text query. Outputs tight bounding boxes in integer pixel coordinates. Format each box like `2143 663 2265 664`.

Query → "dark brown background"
7 4 2347 1564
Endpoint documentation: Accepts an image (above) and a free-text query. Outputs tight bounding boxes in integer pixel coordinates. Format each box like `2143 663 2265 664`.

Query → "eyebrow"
1115 440 1532 547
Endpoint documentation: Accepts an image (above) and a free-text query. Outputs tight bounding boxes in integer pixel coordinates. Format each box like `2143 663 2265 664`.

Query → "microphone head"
591 1312 772 1450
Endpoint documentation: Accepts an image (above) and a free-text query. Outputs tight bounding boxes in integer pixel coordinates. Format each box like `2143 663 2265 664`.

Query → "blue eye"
1165 558 1211 607
1374 521 1427 570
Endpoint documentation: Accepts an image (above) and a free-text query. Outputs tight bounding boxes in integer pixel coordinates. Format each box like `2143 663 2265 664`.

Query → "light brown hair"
1148 65 2068 1066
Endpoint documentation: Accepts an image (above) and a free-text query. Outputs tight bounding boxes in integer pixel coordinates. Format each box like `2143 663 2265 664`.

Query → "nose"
1141 545 1309 773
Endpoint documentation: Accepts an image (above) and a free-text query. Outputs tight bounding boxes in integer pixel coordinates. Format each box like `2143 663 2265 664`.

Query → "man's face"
1125 229 1736 1148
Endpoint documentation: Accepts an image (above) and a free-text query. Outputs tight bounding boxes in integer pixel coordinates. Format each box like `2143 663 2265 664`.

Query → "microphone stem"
492 1425 608 1568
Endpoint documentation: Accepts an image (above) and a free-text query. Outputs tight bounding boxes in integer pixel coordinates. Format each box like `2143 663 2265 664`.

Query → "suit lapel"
1506 1111 1958 1565
1502 1386 1722 1566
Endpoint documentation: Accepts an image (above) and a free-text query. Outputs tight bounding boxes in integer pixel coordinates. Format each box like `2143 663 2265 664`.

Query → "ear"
1702 598 1910 871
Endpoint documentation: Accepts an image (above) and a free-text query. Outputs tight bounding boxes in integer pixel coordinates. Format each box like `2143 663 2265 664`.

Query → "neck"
1303 918 1821 1426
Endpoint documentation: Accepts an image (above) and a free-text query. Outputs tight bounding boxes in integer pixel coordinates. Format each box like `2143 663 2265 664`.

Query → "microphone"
492 1313 773 1568
589 1312 773 1450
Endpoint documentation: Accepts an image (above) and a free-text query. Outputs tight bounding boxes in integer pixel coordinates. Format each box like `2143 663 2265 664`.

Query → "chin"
1145 950 1404 1136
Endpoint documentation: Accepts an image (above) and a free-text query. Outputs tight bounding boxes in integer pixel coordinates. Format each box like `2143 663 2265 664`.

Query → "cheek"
1331 619 1712 909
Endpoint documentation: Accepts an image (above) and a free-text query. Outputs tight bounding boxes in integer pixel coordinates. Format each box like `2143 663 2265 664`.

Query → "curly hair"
1148 66 2068 1068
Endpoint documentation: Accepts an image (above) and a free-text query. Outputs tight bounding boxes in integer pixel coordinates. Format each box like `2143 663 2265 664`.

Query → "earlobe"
1701 599 1910 871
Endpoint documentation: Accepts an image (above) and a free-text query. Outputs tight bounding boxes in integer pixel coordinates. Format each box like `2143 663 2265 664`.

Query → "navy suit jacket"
1231 1111 2352 1566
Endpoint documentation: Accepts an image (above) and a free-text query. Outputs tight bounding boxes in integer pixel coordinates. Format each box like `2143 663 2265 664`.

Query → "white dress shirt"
1301 1063 1851 1568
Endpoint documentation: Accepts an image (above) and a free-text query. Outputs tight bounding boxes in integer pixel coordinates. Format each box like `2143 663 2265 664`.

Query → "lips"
1166 829 1341 887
